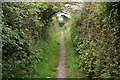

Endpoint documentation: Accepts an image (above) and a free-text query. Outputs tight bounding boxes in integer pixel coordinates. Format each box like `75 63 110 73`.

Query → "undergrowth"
64 23 79 78
31 27 62 78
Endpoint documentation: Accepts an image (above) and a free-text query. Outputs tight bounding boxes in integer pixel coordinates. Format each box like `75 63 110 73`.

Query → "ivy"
71 2 120 78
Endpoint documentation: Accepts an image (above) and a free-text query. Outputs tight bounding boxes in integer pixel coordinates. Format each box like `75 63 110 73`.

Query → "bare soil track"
57 31 67 78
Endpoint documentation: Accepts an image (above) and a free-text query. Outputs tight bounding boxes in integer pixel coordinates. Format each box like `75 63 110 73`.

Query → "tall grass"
30 27 62 78
64 23 79 78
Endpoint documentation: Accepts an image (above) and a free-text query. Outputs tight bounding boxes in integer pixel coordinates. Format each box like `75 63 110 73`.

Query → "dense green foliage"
2 2 59 78
71 2 120 78
63 23 79 78
30 28 60 78
1 2 120 79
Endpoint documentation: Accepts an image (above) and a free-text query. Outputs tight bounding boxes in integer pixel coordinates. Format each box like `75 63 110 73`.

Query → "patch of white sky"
65 3 84 10
57 3 83 21
57 13 70 21
68 0 83 2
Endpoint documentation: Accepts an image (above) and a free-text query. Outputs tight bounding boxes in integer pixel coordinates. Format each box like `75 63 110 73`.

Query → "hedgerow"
2 2 59 78
71 2 120 78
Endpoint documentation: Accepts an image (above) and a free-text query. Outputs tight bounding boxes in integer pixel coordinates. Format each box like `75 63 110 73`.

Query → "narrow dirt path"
57 31 67 78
